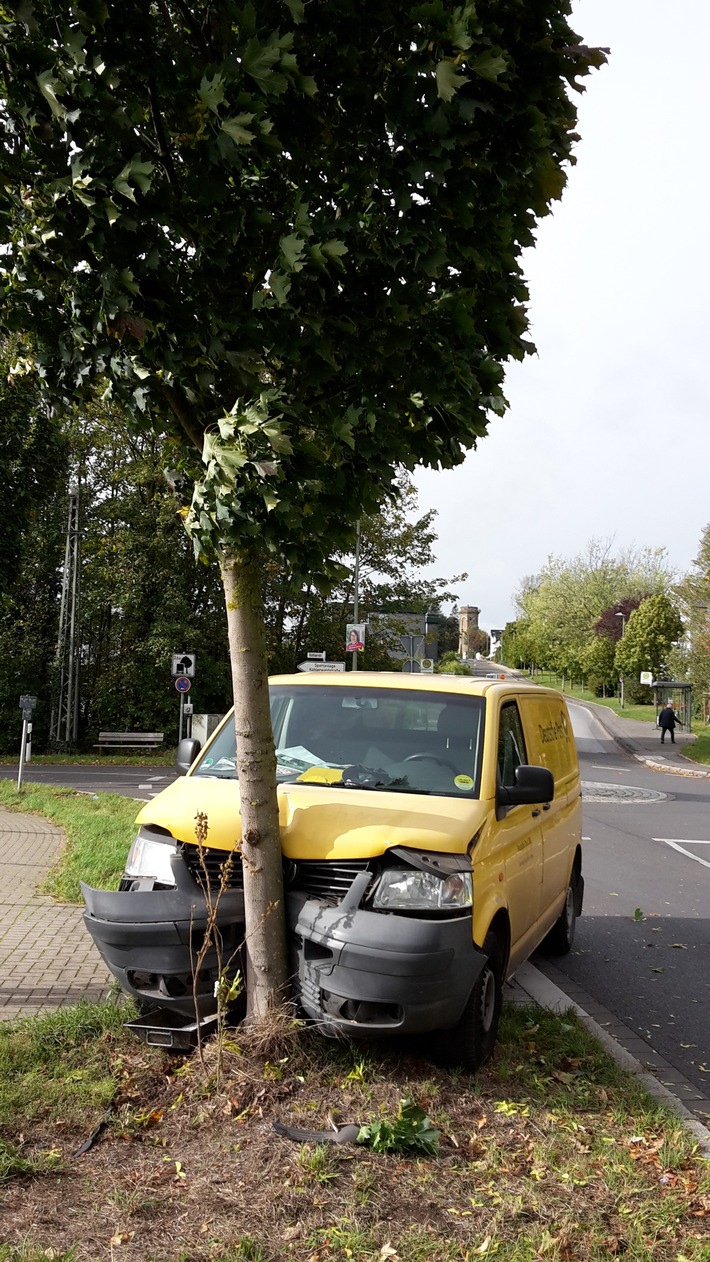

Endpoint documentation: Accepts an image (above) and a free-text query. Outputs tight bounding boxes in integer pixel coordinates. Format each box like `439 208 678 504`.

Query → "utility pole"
50 487 81 746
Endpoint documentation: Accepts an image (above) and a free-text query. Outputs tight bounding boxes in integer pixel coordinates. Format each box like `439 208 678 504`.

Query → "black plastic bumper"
81 859 244 1021
83 857 484 1037
287 889 485 1036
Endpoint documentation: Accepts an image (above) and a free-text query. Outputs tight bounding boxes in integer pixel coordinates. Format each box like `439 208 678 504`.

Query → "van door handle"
531 808 541 818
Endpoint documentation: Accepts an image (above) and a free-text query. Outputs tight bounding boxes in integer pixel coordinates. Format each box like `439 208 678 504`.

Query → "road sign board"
640 671 653 685
19 695 37 711
420 658 434 674
307 651 327 660
175 676 191 693
172 653 196 677
401 659 421 673
297 661 346 672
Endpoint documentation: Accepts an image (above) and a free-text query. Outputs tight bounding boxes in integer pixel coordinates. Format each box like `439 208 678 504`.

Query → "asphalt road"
534 703 710 1098
0 762 176 800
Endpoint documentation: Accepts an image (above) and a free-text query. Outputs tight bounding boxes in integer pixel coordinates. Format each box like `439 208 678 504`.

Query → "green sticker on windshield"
203 758 214 767
454 774 474 791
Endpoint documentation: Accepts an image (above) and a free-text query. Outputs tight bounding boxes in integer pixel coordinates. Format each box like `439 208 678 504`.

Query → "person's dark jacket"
658 706 681 731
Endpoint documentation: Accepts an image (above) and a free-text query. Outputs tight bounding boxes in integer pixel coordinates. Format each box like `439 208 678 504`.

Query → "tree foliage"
504 540 676 679
615 593 684 682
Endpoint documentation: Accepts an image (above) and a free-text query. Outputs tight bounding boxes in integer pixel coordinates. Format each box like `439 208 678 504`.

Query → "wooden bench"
95 732 164 753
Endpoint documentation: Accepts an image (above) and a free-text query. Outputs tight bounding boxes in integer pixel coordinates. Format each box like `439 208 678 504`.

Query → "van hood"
135 776 488 860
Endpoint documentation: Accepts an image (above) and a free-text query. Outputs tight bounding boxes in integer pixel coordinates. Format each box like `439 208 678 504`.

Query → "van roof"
269 671 557 700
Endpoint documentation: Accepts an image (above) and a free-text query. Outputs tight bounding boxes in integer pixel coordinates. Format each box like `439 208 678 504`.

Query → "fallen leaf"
670 943 687 949
474 1238 492 1255
109 1232 134 1246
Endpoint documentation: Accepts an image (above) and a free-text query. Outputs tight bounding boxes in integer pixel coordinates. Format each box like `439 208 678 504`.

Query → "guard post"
17 695 37 792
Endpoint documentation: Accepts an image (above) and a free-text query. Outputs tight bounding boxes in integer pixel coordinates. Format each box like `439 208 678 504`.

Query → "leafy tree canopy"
615 593 684 682
1 0 606 576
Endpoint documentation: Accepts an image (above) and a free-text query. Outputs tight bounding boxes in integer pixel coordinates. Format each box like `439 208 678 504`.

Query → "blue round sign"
175 676 191 693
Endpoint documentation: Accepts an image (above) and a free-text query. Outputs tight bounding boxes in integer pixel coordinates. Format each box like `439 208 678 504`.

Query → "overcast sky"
414 0 710 635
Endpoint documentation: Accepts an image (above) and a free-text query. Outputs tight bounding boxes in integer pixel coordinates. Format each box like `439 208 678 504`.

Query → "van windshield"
192 685 484 798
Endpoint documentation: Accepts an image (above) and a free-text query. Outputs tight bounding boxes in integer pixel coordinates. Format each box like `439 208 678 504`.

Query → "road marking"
653 839 710 870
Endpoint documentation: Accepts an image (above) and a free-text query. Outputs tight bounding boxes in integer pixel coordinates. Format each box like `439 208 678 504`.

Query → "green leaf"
321 239 348 261
36 70 66 120
263 489 279 511
280 234 306 271
263 423 293 455
103 199 121 224
469 50 508 82
199 72 226 114
221 114 256 145
268 271 291 305
435 60 469 103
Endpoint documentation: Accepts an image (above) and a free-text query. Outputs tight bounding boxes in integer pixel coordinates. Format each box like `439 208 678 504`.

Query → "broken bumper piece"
81 862 244 1022
287 889 484 1037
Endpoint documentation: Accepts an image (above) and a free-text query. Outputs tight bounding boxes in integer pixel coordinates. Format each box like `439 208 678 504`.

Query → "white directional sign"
307 651 327 660
297 661 346 672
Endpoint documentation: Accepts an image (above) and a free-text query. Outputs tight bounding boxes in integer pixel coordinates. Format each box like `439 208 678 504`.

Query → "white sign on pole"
297 661 346 672
640 671 653 685
172 652 196 677
419 658 434 674
307 651 327 660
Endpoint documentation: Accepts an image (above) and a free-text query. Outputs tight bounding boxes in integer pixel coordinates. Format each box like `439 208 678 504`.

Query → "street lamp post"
615 612 626 709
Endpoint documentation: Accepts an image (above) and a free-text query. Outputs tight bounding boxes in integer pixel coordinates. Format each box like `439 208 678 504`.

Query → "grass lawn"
0 999 708 1262
0 780 138 899
0 751 177 767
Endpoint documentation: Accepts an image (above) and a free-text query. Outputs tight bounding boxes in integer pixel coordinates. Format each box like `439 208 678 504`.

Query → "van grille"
180 846 370 903
182 845 244 891
289 859 371 903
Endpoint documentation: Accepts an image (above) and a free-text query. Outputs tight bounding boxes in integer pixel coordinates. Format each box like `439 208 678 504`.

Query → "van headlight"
124 829 178 887
372 868 473 912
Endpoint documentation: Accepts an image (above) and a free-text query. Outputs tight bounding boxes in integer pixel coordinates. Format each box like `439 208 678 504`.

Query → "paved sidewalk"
0 808 111 1020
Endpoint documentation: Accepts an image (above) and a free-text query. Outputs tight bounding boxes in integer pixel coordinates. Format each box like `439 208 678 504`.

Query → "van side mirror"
497 764 554 809
176 738 201 774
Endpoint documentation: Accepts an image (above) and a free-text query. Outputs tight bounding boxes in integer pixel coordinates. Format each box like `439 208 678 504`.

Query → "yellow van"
83 673 583 1067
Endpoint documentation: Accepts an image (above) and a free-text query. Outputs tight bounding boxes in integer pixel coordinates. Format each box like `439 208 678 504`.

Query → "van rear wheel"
438 930 504 1072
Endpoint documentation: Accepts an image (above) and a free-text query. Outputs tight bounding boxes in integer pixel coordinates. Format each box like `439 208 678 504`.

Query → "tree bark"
221 546 289 1020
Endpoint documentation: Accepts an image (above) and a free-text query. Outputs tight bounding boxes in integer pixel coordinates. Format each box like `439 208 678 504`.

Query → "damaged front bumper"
287 883 484 1037
81 858 245 1022
83 854 484 1039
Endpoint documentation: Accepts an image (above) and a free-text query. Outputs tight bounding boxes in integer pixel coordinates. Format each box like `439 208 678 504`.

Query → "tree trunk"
221 546 289 1021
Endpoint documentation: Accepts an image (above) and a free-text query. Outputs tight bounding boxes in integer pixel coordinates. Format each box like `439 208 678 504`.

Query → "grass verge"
0 1001 707 1261
0 751 176 766
0 780 138 899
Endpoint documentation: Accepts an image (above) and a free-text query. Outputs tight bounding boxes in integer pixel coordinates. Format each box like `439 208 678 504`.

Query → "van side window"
498 703 527 787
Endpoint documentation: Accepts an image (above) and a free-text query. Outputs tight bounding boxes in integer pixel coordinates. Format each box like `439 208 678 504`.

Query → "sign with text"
297 661 346 672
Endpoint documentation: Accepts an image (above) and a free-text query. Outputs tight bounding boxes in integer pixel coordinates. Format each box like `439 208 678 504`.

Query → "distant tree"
594 596 643 642
514 541 675 675
677 522 710 705
615 594 684 682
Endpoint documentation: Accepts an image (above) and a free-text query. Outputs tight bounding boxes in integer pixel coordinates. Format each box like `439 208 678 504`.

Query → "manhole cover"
581 780 669 804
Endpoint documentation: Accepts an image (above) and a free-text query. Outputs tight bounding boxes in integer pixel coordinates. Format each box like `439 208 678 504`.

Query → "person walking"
658 701 682 744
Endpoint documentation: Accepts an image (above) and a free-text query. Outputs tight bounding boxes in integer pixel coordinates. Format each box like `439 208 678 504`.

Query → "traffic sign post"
17 695 37 791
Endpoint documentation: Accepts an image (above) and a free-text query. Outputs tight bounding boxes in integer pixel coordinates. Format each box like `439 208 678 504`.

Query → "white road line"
653 839 710 870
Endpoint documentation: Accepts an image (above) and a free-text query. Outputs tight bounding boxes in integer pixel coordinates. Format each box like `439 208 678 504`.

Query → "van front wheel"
541 875 578 955
439 931 504 1072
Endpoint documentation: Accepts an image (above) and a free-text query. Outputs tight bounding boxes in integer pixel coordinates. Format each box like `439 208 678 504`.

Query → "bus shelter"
653 681 692 731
